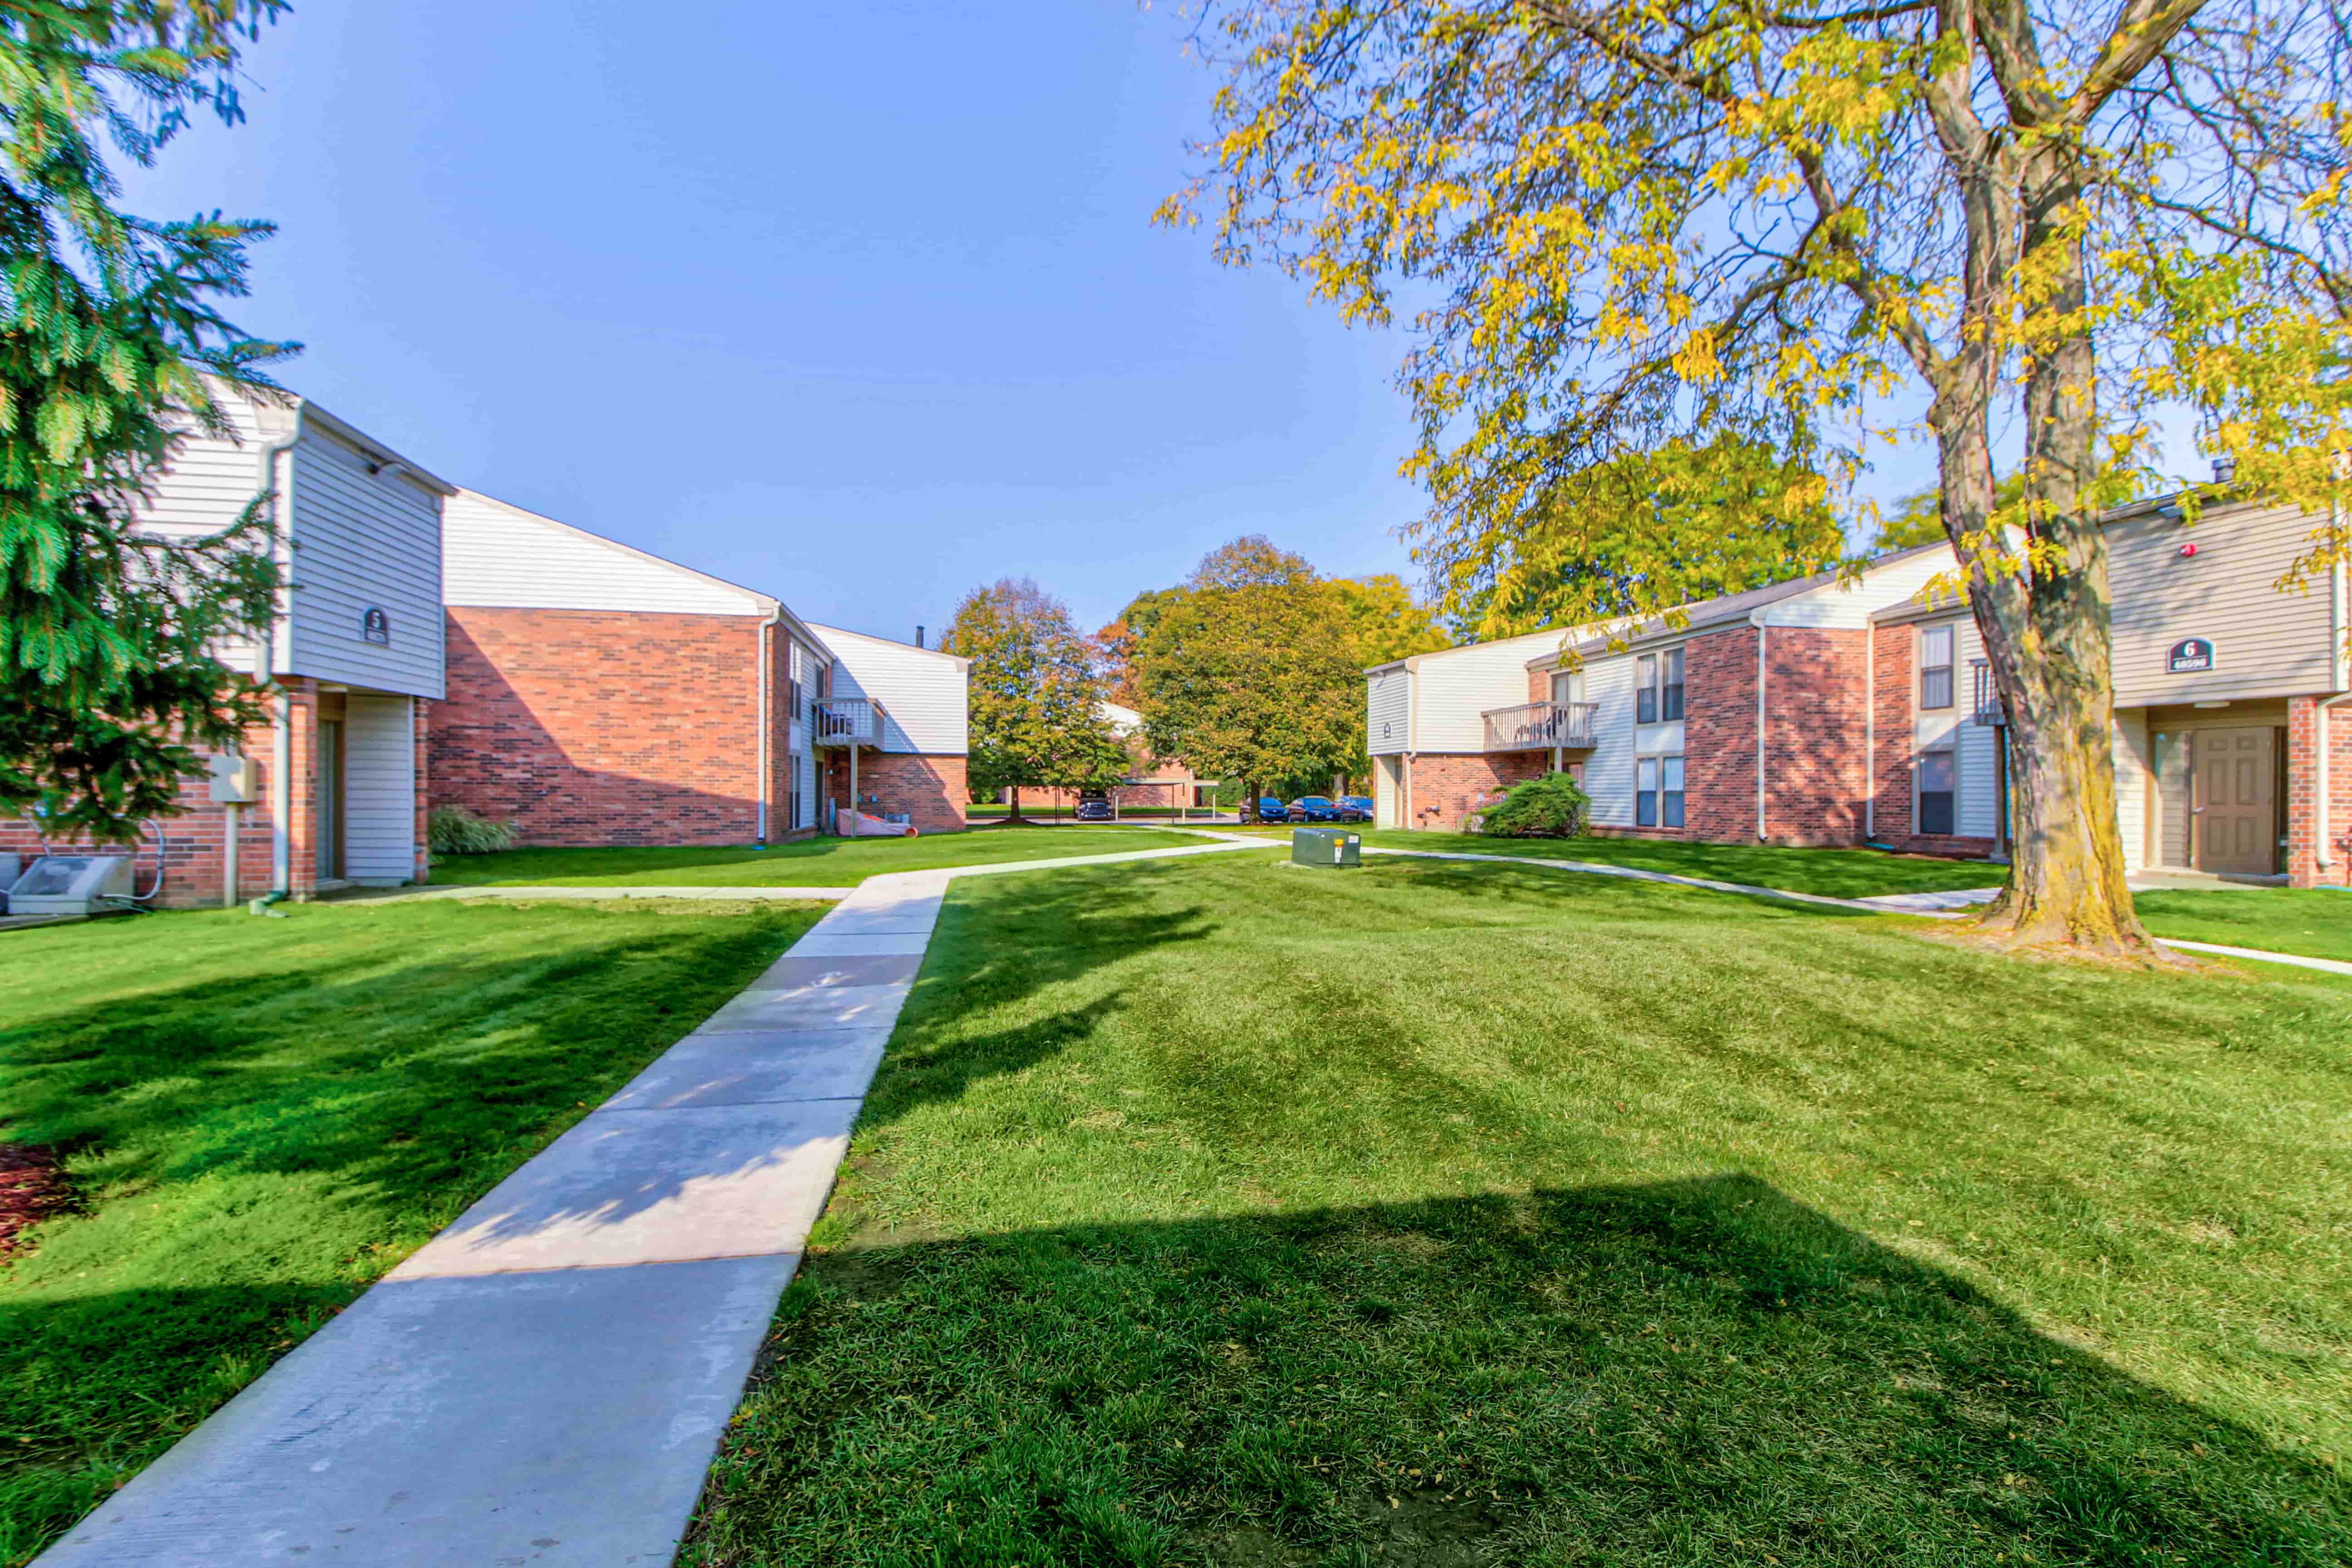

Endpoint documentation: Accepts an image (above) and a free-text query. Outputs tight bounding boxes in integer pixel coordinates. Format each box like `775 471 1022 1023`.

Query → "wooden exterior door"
2194 727 2276 875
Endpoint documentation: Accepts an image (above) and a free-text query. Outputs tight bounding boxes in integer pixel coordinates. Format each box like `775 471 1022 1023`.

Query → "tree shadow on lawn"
692 1175 2350 1568
0 904 809 1555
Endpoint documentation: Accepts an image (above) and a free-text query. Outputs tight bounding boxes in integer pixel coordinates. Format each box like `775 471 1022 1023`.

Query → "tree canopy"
0 0 294 842
1133 537 1362 810
1169 0 2350 949
942 577 1127 814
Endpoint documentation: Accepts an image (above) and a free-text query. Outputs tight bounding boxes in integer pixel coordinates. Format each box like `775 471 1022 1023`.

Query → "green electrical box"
1292 827 1362 867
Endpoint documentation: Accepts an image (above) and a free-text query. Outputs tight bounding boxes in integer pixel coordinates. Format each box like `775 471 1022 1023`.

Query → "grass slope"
0 898 819 1564
1233 827 2008 898
2135 889 2352 965
690 856 2351 1567
425 826 1220 888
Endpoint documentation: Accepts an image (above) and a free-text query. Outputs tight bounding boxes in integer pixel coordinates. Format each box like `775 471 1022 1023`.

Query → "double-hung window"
1920 624 1955 711
1635 648 1686 725
1636 755 1686 829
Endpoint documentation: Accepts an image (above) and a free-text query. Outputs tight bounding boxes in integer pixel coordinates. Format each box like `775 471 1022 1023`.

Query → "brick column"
2285 695 2352 889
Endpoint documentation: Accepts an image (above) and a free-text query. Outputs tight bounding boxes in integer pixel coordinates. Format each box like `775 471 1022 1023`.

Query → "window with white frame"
1919 624 1955 710
1917 747 1957 836
1636 647 1685 724
1636 754 1686 828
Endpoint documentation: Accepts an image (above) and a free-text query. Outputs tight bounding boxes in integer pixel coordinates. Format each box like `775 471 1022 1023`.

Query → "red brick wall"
2287 695 2352 888
824 751 969 834
1681 626 1758 841
1403 751 1551 831
1760 627 1871 843
0 679 355 908
1870 623 1997 858
434 608 765 847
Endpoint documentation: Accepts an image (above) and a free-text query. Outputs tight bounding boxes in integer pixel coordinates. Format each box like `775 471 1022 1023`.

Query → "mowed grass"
0 897 819 1564
1231 826 2008 898
2135 888 2352 965
424 826 1223 888
689 855 2352 1567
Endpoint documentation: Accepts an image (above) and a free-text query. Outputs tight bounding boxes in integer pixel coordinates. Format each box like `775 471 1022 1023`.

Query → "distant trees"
942 578 1127 821
1131 538 1362 818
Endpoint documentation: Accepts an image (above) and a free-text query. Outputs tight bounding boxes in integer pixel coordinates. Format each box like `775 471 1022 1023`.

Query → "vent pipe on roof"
2213 454 2238 483
916 625 926 649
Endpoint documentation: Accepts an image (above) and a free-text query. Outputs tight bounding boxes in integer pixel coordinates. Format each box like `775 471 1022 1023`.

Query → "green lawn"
689 855 2350 1566
423 826 1223 888
0 898 820 1565
2137 888 2352 965
1230 826 2009 897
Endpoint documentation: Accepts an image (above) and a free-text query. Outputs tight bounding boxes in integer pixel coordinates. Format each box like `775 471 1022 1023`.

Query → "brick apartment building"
1376 493 2352 887
995 702 1215 815
6 401 971 907
1 386 454 908
435 489 970 845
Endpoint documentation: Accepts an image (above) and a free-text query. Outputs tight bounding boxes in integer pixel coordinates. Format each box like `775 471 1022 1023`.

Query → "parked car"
1287 796 1347 823
1074 789 1114 822
1340 795 1374 820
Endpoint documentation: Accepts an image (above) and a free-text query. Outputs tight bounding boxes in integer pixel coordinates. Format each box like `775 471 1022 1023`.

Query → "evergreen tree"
0 1 295 842
942 577 1126 821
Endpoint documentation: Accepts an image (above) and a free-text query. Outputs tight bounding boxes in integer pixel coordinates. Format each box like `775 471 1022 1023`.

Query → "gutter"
1864 616 1876 839
2319 501 2350 872
756 604 779 842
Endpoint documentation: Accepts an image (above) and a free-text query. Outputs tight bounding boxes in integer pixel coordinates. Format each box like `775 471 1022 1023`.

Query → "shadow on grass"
0 903 812 1558
691 1175 2349 1567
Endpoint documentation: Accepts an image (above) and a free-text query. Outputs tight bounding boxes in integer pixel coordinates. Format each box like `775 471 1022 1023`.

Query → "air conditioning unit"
7 855 135 918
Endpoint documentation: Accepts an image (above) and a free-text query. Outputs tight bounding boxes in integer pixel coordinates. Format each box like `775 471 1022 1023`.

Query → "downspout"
755 608 778 842
1751 612 1770 841
255 419 301 897
1863 620 1876 839
2318 518 2349 873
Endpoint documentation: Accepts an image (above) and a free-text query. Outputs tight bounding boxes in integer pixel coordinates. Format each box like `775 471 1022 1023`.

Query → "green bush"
1470 772 1591 838
427 806 518 857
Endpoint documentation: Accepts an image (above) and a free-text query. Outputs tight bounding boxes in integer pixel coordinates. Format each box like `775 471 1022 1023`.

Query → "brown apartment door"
2194 727 2276 875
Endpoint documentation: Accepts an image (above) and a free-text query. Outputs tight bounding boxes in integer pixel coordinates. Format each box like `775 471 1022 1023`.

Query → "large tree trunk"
1007 786 1025 823
1935 139 2154 955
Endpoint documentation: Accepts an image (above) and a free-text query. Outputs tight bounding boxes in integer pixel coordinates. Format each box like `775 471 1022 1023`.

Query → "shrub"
1471 772 1591 838
427 806 518 857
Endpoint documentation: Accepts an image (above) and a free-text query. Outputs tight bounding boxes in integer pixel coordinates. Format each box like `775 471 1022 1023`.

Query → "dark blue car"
1254 796 1289 824
1287 796 1360 823
1339 795 1375 821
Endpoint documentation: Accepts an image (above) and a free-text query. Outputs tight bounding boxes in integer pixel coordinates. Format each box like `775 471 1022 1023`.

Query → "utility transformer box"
1292 827 1362 868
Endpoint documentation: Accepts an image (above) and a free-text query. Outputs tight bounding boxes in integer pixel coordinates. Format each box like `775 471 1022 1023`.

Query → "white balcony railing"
812 698 883 747
1480 700 1599 752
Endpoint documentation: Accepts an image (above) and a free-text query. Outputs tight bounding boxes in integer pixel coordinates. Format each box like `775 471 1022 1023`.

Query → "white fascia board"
297 401 458 496
803 622 974 671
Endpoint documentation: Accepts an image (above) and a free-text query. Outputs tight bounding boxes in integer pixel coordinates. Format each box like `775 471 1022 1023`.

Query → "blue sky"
119 0 2119 644
114 0 1450 642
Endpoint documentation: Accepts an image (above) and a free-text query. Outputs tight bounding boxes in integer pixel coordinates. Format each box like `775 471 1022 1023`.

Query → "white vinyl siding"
1765 546 1957 628
1405 629 1574 752
1368 668 1411 755
442 489 771 614
2112 710 2153 872
1374 755 1401 827
1581 652 1641 828
809 624 969 755
342 694 416 885
286 424 446 698
2108 502 2342 707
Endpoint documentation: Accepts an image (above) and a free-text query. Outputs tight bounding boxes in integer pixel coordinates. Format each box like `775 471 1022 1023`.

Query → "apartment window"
1661 647 1685 722
1637 755 1685 829
1636 654 1658 724
1920 624 1955 710
1636 649 1685 725
1918 749 1957 836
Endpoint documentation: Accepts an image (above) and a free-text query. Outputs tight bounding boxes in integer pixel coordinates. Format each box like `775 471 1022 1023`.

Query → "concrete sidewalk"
39 872 950 1567
39 832 1281 1567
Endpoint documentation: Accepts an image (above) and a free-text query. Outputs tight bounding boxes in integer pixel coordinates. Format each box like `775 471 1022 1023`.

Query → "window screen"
1918 750 1957 835
1661 648 1685 722
1920 624 1955 710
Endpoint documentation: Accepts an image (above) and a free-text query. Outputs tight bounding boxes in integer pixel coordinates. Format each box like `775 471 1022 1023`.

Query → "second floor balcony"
1481 700 1599 753
812 698 883 747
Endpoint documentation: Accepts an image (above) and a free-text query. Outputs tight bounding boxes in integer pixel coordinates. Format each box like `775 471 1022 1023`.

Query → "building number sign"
361 606 391 646
2165 636 2214 674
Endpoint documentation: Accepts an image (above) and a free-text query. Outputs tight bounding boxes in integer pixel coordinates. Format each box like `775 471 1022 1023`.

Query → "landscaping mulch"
0 1144 74 1259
